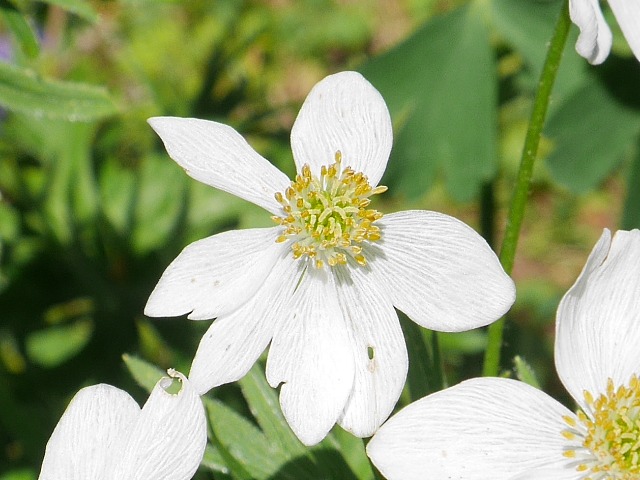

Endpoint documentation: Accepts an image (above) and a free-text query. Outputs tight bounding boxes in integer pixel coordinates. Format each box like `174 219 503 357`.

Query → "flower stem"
482 0 571 377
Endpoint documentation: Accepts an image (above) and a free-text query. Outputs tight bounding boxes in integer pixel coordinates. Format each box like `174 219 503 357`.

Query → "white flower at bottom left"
38 369 207 480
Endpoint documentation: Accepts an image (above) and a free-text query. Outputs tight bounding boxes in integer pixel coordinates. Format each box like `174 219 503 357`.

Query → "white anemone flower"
367 228 640 480
144 71 516 445
38 370 207 480
570 0 640 64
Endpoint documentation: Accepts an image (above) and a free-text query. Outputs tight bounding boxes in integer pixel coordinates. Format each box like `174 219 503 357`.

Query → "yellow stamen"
272 152 385 269
561 375 640 479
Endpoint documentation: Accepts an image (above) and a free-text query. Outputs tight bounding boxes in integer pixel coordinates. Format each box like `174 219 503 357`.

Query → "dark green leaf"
621 137 640 229
0 62 117 120
545 80 640 192
361 4 497 202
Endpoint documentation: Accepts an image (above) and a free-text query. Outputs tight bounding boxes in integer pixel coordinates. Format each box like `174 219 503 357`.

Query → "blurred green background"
0 0 639 478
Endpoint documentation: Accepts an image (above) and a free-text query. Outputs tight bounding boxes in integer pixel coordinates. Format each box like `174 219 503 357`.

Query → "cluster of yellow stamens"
272 151 386 269
562 375 640 479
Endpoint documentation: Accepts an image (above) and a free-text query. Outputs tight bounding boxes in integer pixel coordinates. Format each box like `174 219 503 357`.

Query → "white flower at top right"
570 0 640 64
367 228 640 479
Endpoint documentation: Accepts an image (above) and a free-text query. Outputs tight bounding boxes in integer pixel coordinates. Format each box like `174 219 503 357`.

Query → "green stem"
431 331 446 389
482 0 571 377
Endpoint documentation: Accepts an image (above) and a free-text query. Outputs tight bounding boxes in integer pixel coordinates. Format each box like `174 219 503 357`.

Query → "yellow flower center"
562 375 640 479
272 151 386 269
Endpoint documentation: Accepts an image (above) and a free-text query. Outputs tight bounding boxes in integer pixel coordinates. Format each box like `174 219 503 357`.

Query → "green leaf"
204 397 290 480
400 314 438 401
238 366 308 460
131 153 188 254
0 1 39 58
0 62 117 120
25 318 93 367
201 444 233 479
37 0 98 23
544 80 640 192
361 4 497 202
99 156 136 236
513 355 541 389
622 138 640 230
122 353 165 392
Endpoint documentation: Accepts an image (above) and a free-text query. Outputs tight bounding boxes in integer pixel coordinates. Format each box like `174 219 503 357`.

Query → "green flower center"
563 375 640 479
272 151 386 269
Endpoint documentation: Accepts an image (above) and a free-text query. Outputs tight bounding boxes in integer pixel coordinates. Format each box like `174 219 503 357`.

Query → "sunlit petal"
39 385 139 480
148 117 290 215
290 71 392 187
335 265 407 437
367 378 576 480
369 210 515 332
189 255 303 395
569 0 612 65
266 268 355 445
555 229 640 408
145 227 284 320
112 371 207 480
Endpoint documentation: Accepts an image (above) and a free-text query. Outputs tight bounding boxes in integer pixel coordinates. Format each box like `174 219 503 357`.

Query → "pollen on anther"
271 154 386 269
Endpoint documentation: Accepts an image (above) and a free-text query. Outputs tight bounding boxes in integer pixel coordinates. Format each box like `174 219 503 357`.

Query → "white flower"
570 0 640 64
144 71 516 445
38 370 207 480
367 229 640 480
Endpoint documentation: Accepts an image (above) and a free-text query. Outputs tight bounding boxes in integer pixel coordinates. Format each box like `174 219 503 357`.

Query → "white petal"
148 117 290 215
569 0 612 64
370 210 515 332
39 385 140 480
188 255 303 395
290 71 392 187
112 371 207 480
555 229 640 409
367 378 578 480
609 0 640 62
145 227 283 320
266 268 355 445
334 265 407 437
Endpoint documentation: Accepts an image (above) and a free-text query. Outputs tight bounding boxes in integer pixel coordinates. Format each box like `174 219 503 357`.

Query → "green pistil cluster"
272 152 386 269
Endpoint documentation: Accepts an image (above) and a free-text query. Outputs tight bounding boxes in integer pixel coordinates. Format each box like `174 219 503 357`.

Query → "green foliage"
0 0 638 476
0 63 116 120
361 3 497 202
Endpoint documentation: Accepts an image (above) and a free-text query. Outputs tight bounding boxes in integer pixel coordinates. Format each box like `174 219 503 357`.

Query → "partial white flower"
367 229 640 480
570 0 640 64
39 370 207 480
144 71 516 445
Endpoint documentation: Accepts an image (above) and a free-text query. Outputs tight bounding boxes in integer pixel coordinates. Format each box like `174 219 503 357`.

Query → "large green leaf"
544 80 640 192
0 63 117 120
622 138 640 230
205 397 292 480
361 3 497 202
